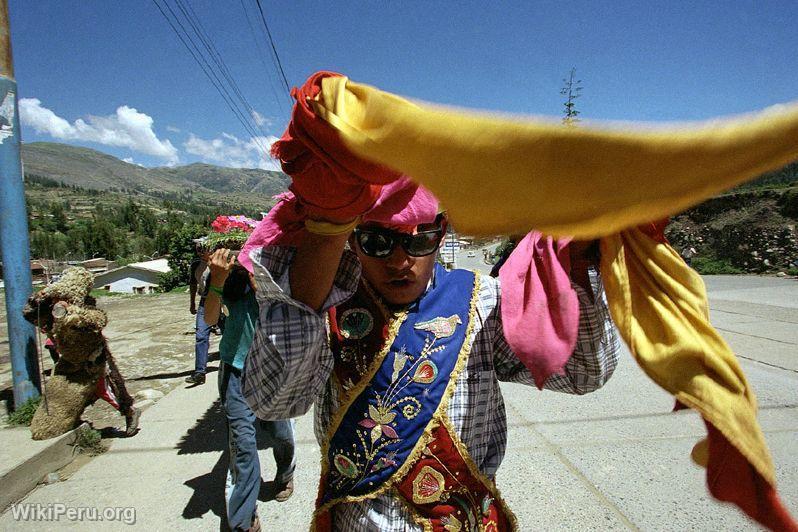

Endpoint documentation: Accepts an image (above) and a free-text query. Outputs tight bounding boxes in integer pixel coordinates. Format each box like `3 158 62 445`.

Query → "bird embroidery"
414 315 462 339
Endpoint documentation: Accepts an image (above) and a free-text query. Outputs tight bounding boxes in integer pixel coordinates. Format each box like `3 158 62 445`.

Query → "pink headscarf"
237 176 439 272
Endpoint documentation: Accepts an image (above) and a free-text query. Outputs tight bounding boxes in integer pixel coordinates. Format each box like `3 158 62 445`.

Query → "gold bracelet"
304 216 361 236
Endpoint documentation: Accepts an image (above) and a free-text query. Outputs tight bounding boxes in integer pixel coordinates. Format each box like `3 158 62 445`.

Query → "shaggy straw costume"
22 267 137 440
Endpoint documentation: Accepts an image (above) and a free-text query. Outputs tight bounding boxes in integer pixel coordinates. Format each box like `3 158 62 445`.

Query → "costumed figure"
237 72 621 531
236 71 798 531
22 267 140 440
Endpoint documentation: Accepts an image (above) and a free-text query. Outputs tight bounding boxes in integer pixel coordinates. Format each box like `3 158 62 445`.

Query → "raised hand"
208 248 236 288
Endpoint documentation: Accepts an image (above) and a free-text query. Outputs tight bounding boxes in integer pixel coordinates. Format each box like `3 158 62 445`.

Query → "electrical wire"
151 0 268 152
239 0 288 115
176 0 271 141
253 0 291 95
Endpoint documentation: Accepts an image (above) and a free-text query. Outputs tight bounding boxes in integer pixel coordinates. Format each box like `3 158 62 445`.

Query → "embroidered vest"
314 265 516 531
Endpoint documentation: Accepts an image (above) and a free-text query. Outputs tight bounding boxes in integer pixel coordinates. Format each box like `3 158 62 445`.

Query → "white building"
93 258 171 294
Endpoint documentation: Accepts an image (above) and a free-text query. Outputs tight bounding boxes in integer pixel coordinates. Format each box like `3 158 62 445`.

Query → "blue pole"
0 0 40 406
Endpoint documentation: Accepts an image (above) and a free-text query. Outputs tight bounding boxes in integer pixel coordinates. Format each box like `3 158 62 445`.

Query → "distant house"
80 257 116 275
0 260 53 283
92 258 170 294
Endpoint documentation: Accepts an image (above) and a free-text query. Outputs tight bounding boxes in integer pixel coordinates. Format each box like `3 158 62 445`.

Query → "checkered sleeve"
491 268 621 394
242 246 361 420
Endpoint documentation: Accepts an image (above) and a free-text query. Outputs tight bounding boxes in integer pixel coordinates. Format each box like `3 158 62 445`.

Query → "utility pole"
0 0 40 405
560 67 582 126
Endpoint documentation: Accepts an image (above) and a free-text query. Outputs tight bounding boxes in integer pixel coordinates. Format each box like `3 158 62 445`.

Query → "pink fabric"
238 176 438 272
498 232 579 389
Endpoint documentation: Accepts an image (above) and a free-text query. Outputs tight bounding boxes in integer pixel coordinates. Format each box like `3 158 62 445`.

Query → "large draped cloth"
271 71 798 530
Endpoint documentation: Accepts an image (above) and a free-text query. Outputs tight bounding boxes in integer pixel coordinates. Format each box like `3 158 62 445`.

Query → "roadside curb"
0 422 87 512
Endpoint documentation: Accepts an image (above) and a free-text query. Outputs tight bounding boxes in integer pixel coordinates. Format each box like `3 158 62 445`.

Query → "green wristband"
208 285 224 297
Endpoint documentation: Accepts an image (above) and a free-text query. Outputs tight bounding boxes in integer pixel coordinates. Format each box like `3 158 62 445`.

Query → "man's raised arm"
242 220 361 420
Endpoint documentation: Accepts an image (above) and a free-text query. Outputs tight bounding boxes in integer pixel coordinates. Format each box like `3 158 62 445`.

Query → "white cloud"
183 132 280 170
166 125 181 133
19 98 179 164
122 157 144 167
250 110 272 127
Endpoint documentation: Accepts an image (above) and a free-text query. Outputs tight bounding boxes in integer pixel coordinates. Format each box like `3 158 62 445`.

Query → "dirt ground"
0 291 217 432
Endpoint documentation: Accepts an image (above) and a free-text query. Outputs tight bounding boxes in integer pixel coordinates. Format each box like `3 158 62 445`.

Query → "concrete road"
496 274 798 531
0 274 795 531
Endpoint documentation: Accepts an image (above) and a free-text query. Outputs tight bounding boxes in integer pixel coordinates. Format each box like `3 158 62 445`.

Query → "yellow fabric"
304 216 361 236
600 230 773 484
310 76 795 486
313 75 798 239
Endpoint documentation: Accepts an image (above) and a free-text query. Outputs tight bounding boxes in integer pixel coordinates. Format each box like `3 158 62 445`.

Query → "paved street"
0 267 796 531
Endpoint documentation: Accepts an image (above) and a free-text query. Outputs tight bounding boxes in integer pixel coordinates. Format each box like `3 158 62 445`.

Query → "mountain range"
21 142 291 200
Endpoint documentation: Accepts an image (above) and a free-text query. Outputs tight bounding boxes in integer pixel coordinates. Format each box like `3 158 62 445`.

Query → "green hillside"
20 142 291 272
22 142 190 193
21 142 289 201
155 162 289 196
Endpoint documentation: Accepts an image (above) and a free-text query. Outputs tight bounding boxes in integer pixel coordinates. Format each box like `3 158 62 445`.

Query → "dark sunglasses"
353 226 445 258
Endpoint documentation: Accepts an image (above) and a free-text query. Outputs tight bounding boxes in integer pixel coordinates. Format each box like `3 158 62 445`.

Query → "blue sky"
10 0 798 169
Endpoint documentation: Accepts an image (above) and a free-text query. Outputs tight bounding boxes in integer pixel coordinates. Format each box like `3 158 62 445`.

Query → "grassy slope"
21 142 288 208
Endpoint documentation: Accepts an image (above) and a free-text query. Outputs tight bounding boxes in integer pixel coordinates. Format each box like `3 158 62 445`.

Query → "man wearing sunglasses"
242 184 619 531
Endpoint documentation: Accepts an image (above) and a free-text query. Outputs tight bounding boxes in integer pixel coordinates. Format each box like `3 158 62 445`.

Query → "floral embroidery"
370 451 398 473
411 466 446 504
391 348 408 382
359 404 400 443
333 454 359 479
483 520 499 532
441 514 462 531
449 494 478 530
482 495 494 516
322 267 474 505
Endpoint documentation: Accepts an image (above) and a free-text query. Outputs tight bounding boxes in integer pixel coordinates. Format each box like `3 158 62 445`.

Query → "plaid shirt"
243 247 620 531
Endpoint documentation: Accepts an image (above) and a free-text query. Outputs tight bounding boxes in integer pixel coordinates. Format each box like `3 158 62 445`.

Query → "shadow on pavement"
130 369 194 382
0 386 12 415
178 397 293 528
177 399 227 454
182 451 229 530
130 353 220 383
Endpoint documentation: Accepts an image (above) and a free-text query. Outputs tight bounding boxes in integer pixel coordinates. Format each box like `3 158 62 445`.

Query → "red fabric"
95 371 120 411
704 421 797 531
637 218 670 244
270 71 402 219
394 424 512 531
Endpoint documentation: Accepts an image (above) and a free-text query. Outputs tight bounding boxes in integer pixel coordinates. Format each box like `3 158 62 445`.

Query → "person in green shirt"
205 248 296 532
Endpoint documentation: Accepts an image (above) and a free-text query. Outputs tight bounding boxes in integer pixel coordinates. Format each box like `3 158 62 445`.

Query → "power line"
151 0 268 152
239 0 288 115
152 0 260 142
176 0 270 140
253 0 291 95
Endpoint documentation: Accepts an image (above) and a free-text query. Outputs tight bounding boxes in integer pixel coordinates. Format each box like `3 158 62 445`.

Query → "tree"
158 224 206 292
50 201 68 232
30 231 70 260
560 67 583 126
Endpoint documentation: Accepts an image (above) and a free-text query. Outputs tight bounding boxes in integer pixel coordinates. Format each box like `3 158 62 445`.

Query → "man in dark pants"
187 245 212 385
